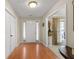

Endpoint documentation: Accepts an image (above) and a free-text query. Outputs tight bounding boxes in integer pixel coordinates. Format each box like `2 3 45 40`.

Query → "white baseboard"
39 41 47 47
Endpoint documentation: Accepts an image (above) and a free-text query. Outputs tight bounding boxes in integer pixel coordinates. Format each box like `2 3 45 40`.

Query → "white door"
10 16 16 52
26 21 36 42
5 10 17 58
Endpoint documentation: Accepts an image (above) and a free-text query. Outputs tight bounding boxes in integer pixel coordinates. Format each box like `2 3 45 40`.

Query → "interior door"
10 15 16 52
26 21 36 42
5 10 17 58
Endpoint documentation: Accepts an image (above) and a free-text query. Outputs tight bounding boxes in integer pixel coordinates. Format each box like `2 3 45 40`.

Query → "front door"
25 21 36 42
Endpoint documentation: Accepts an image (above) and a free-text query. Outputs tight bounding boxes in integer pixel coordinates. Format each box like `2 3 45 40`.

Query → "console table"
59 46 74 59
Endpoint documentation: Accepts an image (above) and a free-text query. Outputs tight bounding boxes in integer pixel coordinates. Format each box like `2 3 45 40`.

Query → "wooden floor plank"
8 43 59 59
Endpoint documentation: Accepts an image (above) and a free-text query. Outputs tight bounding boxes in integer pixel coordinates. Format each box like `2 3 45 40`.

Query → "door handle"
10 35 13 37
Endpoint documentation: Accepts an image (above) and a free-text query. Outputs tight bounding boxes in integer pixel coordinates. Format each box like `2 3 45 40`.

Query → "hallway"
5 0 74 59
8 43 59 59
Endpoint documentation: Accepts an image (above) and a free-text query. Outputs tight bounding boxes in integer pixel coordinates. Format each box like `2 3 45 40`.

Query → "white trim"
45 17 49 47
40 41 46 47
5 8 17 19
36 22 39 41
23 22 26 40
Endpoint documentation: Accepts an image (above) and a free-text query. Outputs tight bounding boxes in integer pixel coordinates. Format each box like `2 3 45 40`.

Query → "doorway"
48 17 66 46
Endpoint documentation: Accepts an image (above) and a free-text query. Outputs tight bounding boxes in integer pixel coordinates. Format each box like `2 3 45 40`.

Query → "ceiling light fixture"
28 1 38 8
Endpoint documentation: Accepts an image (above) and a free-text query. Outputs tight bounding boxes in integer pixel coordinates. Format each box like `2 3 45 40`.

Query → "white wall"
66 0 74 48
40 17 47 46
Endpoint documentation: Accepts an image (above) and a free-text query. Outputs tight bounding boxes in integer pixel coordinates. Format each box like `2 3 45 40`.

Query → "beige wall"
66 0 74 48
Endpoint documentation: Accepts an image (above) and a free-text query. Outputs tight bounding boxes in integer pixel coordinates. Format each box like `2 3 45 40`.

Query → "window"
36 22 39 41
23 22 26 39
60 21 65 42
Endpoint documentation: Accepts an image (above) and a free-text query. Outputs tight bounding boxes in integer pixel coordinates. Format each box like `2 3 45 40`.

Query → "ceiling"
8 0 59 18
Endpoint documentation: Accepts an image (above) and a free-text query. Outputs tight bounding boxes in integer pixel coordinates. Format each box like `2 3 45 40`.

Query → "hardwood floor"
8 43 59 59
